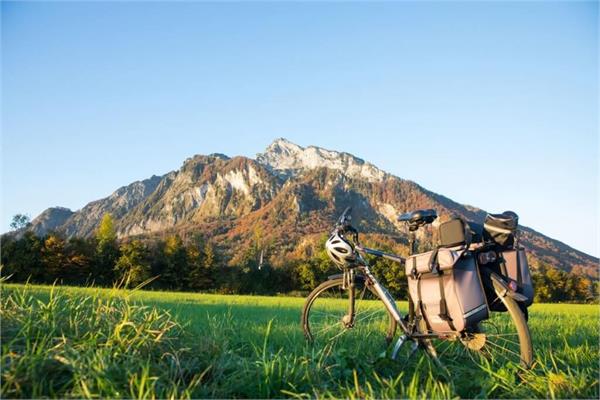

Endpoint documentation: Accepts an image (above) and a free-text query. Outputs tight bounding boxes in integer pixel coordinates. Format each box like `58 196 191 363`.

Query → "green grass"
1 283 598 399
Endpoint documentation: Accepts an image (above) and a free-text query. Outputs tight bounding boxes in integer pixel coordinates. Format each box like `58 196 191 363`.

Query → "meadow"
1 283 598 399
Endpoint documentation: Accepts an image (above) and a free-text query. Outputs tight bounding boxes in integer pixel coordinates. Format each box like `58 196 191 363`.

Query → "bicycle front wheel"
302 277 397 348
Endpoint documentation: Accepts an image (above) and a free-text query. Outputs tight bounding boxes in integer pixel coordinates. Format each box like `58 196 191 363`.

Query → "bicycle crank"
341 314 354 328
461 333 487 351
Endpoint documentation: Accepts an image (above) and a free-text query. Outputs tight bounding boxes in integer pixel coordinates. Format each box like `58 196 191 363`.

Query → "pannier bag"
405 247 489 333
438 218 468 248
503 249 534 306
438 217 484 248
483 211 519 248
477 247 534 310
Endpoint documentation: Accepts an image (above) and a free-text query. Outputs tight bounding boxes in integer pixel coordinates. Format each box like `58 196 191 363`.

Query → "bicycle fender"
491 272 528 302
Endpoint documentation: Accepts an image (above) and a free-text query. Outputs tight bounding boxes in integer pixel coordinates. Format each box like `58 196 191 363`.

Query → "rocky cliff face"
117 155 282 237
21 138 599 278
28 207 74 237
59 174 164 238
257 138 386 182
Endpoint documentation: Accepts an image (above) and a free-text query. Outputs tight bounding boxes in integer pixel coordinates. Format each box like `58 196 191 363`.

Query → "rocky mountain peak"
28 206 74 237
257 138 386 183
262 137 305 158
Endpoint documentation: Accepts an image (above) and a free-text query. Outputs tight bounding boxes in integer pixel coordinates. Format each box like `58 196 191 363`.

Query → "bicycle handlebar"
332 207 404 265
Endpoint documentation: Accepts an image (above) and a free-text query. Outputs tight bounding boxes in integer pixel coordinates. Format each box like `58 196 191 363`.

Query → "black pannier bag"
438 217 483 248
477 211 534 311
438 218 468 248
483 211 518 248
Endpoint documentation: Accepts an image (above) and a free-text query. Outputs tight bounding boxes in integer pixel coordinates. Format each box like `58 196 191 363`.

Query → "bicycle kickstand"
390 334 409 360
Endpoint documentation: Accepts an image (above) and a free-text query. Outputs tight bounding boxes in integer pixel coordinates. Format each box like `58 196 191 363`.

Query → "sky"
1 1 598 257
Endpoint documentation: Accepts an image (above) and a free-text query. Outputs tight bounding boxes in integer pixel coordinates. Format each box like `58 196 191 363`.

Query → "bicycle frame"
343 243 527 344
344 245 444 341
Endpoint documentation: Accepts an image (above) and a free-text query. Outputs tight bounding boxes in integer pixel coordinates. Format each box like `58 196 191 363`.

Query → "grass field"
1 283 598 399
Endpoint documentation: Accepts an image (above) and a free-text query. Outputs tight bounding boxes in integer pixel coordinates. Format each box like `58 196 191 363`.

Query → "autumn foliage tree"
95 214 120 284
115 240 151 287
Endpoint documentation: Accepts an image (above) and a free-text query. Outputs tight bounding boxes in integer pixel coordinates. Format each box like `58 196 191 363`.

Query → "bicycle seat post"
408 229 417 256
398 209 437 256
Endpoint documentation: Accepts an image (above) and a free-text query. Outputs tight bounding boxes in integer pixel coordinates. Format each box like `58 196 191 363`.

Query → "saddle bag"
478 247 534 310
405 247 489 333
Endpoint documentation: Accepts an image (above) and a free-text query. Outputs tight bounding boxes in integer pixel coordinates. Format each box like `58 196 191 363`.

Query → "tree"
203 242 216 270
294 245 338 291
42 234 69 281
187 241 217 291
1 231 43 282
115 240 151 287
97 213 117 243
95 214 119 284
370 256 407 298
65 237 95 284
10 214 31 231
163 235 188 290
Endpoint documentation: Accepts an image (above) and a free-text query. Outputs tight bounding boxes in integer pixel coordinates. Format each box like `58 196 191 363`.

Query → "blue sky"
2 1 598 256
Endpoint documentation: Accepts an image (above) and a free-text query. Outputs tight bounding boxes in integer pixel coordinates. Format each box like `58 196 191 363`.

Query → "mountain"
28 207 74 237
256 138 386 182
20 138 599 279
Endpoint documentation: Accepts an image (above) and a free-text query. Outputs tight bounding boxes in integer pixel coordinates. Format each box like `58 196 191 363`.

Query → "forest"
1 214 597 303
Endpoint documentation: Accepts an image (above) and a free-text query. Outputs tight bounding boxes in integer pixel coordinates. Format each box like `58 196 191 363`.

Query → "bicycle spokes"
303 279 396 349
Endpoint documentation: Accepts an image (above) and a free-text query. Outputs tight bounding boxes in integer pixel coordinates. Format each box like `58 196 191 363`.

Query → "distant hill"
19 138 599 279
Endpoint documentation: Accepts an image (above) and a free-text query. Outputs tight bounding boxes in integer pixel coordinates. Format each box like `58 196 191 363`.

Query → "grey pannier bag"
499 248 534 307
477 247 534 311
405 247 489 333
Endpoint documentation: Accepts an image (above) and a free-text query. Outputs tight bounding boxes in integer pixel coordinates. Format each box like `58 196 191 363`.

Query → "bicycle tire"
302 277 397 346
428 292 533 368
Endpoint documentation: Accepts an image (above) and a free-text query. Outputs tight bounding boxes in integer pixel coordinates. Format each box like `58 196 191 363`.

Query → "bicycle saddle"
398 209 437 230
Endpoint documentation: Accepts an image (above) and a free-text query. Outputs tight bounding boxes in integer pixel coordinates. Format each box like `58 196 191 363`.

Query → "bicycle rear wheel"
302 277 397 348
427 294 533 368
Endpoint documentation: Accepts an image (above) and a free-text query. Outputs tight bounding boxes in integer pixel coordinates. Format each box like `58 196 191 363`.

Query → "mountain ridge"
14 138 599 279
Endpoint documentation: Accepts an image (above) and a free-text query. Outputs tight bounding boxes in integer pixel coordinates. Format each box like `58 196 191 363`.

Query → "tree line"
1 214 597 303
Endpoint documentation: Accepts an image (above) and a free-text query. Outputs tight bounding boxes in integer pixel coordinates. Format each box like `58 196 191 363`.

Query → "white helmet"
326 232 356 267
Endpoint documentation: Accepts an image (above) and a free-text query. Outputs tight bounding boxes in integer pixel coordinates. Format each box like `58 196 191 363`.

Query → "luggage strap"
416 274 432 332
499 254 508 276
437 272 456 331
428 246 440 274
429 241 461 331
427 245 458 332
411 255 418 279
515 249 523 285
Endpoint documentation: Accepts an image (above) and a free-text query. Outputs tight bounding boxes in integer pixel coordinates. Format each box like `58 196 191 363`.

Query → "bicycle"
301 207 533 368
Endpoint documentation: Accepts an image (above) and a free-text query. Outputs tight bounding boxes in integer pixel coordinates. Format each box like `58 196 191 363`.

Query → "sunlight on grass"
1 283 598 399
